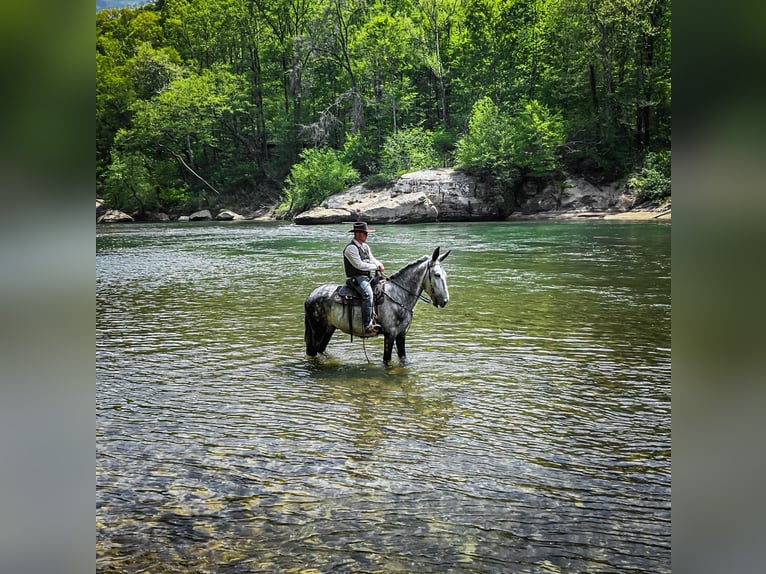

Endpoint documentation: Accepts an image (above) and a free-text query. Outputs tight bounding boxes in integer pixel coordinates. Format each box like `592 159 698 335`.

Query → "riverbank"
97 168 670 224
291 168 670 224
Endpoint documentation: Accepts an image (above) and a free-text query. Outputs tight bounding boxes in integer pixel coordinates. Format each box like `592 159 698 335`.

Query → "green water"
97 220 671 573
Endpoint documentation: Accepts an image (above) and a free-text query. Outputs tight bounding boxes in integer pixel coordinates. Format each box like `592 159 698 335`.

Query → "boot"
364 321 381 335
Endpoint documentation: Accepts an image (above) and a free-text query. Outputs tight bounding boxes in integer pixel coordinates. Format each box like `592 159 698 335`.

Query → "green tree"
351 8 418 143
456 96 563 211
97 0 670 213
103 147 154 214
280 146 360 214
627 150 670 203
380 127 441 178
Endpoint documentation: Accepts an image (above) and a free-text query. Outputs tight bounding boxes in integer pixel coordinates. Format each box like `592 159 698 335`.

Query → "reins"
381 263 434 311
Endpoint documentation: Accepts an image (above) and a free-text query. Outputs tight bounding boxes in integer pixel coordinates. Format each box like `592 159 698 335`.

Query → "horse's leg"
304 312 318 357
395 332 407 364
383 333 395 364
315 326 336 354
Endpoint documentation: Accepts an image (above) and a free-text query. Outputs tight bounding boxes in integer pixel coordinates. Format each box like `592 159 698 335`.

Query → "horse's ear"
431 246 441 261
439 249 451 262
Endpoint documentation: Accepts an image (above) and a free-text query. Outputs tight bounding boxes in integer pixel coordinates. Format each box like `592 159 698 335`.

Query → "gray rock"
97 209 133 223
189 209 212 221
295 168 498 225
216 209 245 221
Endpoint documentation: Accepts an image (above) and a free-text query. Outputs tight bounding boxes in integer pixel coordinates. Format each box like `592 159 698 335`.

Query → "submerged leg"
315 326 336 354
383 333 395 363
304 313 318 356
395 333 407 363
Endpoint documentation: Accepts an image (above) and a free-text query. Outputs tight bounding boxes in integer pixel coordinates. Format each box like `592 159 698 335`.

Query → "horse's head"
423 247 451 308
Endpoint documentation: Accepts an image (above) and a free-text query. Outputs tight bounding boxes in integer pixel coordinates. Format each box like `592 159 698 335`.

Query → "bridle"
382 261 439 312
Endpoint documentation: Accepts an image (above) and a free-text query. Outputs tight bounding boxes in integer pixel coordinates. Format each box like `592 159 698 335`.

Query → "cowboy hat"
348 221 375 233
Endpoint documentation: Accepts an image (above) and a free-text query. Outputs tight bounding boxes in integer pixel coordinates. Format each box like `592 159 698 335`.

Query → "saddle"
333 276 386 341
333 275 385 306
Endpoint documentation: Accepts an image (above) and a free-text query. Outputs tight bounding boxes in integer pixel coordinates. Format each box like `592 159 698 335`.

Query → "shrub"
280 147 360 214
103 150 154 213
627 151 671 203
342 132 378 177
455 97 563 178
379 127 440 178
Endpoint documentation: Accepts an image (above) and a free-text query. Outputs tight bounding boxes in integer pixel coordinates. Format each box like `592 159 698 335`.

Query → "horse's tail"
304 301 318 357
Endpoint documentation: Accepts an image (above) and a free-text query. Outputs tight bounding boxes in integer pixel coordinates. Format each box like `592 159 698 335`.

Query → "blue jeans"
353 276 374 326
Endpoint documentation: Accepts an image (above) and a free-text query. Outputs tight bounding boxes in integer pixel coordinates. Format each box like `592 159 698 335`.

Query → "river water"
96 221 671 573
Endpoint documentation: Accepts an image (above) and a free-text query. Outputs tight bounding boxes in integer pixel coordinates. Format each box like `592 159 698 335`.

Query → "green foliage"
342 132 379 177
103 148 154 213
432 128 458 167
364 173 394 189
379 127 441 178
158 186 194 213
627 151 671 203
456 97 563 178
280 147 360 214
508 100 565 177
97 0 671 214
455 97 507 174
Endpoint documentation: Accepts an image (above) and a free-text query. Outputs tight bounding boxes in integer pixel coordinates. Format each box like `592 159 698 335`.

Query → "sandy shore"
507 208 671 222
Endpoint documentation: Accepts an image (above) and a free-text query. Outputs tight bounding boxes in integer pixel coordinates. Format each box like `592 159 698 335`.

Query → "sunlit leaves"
281 147 360 213
456 96 563 177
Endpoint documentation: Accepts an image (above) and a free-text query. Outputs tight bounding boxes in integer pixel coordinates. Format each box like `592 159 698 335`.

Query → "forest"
96 0 670 218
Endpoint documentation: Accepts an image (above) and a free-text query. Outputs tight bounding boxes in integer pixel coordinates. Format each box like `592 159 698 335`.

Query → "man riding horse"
343 222 384 336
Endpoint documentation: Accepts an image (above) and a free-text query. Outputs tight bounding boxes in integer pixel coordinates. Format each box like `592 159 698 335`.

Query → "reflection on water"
97 221 670 573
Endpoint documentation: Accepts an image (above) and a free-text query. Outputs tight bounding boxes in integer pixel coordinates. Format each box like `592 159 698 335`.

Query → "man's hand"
377 264 384 272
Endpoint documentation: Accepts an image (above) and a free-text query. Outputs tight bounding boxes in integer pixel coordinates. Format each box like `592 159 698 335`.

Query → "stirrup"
364 322 381 335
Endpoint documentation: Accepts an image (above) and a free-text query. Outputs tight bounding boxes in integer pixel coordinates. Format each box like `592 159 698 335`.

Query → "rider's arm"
366 246 384 271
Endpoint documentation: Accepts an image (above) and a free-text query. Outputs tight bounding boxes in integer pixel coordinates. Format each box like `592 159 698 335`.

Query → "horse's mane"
389 255 430 281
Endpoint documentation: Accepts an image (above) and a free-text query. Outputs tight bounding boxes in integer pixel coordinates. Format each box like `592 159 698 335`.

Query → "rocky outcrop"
295 168 498 225
508 177 637 219
293 168 669 224
96 200 262 222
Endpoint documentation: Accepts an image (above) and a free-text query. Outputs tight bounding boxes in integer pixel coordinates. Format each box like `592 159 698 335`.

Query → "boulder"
189 209 212 221
216 209 245 221
294 168 498 225
97 209 133 223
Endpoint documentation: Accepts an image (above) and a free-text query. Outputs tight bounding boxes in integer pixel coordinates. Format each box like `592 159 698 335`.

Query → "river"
97 220 671 573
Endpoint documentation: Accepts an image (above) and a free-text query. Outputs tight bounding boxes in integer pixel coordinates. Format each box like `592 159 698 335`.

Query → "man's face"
355 231 368 242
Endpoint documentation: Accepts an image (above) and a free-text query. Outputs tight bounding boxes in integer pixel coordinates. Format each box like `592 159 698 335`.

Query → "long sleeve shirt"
343 239 382 274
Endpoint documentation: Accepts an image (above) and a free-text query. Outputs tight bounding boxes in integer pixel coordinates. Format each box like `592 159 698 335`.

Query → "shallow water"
97 220 671 573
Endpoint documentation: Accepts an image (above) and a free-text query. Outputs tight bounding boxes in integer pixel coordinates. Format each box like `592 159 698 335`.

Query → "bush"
342 132 378 177
454 97 506 173
157 186 192 213
379 127 440 178
627 151 671 203
280 147 360 214
103 150 154 213
455 97 563 178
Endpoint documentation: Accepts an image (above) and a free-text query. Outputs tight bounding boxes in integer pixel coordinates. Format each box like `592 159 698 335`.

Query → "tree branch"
159 144 220 195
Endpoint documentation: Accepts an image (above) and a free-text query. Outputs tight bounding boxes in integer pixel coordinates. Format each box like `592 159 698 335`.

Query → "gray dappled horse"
304 247 451 363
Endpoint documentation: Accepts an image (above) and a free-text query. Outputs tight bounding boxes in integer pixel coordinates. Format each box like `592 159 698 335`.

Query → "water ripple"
98 221 670 573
